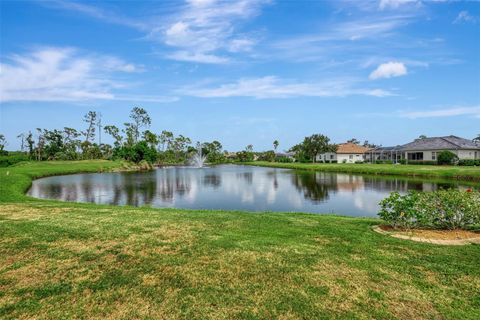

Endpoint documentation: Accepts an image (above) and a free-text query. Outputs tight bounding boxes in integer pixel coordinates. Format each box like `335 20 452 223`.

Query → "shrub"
437 150 458 165
0 153 29 167
331 160 337 163
275 156 293 163
398 159 407 165
114 141 158 164
378 191 421 229
379 189 480 230
458 159 480 166
235 150 254 162
342 159 347 163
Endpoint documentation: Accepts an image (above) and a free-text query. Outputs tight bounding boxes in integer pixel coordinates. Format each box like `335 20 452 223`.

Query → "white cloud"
42 0 147 30
401 106 480 118
453 11 477 24
369 61 407 79
0 47 170 103
379 0 418 10
166 51 230 64
156 0 270 63
179 76 392 99
228 38 256 53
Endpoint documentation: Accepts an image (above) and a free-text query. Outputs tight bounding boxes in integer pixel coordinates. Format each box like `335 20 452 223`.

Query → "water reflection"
28 165 470 217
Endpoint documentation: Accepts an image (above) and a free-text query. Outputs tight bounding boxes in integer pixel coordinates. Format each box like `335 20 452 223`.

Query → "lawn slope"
0 161 479 319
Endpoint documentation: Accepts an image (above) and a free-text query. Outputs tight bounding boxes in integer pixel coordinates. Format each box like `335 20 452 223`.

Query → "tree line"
1 107 226 165
2 111 479 165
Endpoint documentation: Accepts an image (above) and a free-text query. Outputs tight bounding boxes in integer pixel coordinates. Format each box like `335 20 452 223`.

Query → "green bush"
236 150 255 162
0 153 29 167
113 141 158 164
458 159 480 166
275 156 293 163
379 189 480 230
398 159 407 165
437 150 458 165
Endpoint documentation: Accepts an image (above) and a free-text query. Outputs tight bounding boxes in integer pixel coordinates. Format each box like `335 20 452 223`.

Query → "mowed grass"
249 161 480 181
1 161 480 319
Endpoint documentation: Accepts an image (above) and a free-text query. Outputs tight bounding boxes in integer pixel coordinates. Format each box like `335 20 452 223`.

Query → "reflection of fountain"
191 142 207 168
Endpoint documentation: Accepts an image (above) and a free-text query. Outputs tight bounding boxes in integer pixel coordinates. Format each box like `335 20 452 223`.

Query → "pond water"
28 164 470 217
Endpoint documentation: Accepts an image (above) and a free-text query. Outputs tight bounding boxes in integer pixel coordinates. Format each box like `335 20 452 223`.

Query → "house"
400 135 480 161
316 143 370 163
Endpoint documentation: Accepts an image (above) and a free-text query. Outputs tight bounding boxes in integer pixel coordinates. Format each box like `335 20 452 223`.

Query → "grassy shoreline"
1 161 480 319
246 161 480 181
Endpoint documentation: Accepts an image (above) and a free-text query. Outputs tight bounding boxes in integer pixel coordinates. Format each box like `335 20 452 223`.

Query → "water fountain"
191 142 207 168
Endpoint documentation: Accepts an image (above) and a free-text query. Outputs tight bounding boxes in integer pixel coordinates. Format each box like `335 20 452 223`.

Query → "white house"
316 143 370 163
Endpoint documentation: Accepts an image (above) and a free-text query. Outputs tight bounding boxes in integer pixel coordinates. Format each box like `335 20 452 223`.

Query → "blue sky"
1 0 479 151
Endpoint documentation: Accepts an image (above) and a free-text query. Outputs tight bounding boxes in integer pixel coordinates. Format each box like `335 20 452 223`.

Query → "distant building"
316 143 370 163
400 135 480 161
366 135 480 163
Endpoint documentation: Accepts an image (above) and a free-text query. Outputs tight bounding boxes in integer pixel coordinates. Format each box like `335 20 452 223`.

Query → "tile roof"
336 143 370 154
401 135 480 151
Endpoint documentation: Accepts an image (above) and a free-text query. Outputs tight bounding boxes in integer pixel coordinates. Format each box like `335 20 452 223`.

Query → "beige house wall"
405 149 479 161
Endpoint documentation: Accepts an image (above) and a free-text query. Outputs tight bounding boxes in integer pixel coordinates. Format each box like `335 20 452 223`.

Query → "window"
407 152 423 161
330 154 334 160
349 155 353 159
432 152 436 160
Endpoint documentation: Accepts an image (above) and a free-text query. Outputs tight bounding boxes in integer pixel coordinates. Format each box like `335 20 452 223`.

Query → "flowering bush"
378 189 480 230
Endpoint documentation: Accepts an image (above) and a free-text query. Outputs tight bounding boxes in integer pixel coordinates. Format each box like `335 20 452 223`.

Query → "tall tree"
35 128 45 161
142 130 159 149
347 138 360 144
104 125 123 148
473 134 480 143
82 111 97 143
418 135 427 139
26 131 35 157
129 107 151 143
17 133 25 152
301 134 332 162
0 134 6 154
63 127 81 156
273 140 279 151
158 130 174 151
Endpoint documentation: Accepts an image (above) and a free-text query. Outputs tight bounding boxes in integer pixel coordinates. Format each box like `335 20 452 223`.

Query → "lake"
27 164 470 217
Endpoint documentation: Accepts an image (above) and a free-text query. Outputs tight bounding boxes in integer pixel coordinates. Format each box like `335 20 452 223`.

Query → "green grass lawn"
1 161 479 319
249 161 480 181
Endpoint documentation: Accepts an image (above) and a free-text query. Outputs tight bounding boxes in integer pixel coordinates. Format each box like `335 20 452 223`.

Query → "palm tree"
273 140 279 151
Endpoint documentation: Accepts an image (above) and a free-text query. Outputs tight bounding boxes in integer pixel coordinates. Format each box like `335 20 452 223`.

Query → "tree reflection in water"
28 165 469 217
